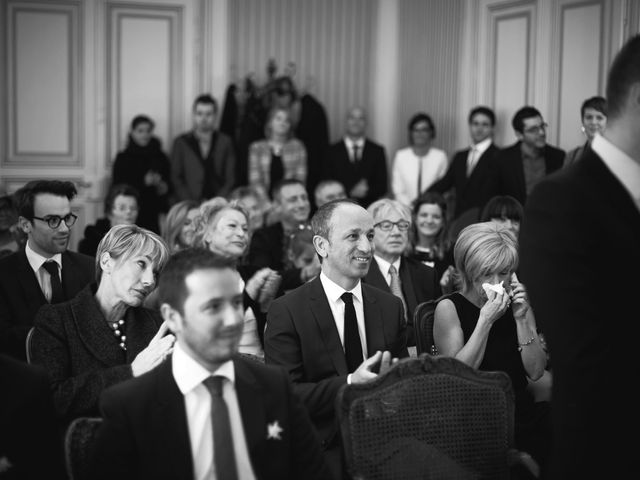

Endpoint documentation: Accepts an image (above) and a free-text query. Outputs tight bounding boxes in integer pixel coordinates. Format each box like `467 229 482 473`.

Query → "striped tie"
389 265 408 323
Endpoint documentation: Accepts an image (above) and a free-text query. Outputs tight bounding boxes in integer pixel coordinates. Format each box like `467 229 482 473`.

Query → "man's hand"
351 350 398 384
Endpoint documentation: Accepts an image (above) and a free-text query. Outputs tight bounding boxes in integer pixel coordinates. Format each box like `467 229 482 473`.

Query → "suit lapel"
308 277 348 375
365 261 389 293
234 358 266 475
513 143 527 200
15 250 47 305
399 259 418 316
362 285 385 354
153 360 194 480
60 252 88 300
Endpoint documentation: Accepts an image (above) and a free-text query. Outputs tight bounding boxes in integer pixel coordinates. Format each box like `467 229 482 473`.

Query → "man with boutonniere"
90 248 330 480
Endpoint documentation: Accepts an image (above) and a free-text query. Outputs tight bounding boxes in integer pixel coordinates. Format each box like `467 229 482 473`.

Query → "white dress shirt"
172 343 256 480
319 272 368 360
592 133 640 211
24 241 62 302
373 255 401 287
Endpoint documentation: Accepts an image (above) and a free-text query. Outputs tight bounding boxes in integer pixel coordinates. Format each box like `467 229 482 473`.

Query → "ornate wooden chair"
64 417 103 480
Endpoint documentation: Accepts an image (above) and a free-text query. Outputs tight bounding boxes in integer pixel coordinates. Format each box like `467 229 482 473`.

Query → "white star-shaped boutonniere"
267 420 283 440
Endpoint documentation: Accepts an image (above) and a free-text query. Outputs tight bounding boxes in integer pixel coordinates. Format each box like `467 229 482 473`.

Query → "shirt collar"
471 137 492 155
25 241 62 273
319 271 363 304
373 255 401 276
344 137 365 149
172 341 235 395
592 133 640 208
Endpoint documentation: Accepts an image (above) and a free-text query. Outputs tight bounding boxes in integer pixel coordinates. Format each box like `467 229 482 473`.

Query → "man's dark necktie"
341 292 363 373
203 376 238 480
352 144 360 163
42 261 65 304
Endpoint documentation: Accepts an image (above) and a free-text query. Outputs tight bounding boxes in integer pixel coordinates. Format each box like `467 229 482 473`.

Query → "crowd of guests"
1 33 638 480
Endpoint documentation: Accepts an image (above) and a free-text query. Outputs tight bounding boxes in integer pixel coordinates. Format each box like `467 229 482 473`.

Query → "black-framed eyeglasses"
374 220 411 232
523 122 548 134
32 213 78 229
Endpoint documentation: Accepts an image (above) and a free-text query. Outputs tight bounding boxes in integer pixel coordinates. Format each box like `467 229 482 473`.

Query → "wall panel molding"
2 0 82 167
105 2 183 166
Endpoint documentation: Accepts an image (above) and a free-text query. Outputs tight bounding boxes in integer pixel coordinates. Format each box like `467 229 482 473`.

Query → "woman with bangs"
31 224 175 425
433 222 550 474
191 197 281 358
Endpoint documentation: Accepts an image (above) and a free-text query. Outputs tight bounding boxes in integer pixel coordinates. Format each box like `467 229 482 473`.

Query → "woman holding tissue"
433 221 550 474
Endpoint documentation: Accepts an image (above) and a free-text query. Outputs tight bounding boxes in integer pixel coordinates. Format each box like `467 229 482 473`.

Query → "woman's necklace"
108 319 127 351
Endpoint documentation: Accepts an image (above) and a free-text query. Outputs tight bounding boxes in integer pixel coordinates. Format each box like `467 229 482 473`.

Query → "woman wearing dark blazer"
31 224 173 425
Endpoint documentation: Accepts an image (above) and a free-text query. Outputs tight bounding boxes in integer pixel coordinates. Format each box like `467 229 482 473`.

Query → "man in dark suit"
428 106 501 219
265 199 408 478
247 179 320 293
0 180 94 361
488 106 565 206
322 106 388 207
519 35 640 479
0 354 66 480
90 248 330 480
363 198 441 348
170 94 236 202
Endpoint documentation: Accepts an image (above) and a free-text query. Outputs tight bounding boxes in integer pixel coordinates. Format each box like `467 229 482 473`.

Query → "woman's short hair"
191 197 249 248
95 224 169 286
407 112 436 144
480 195 524 223
161 199 200 252
104 184 140 216
263 107 293 140
367 198 412 224
580 96 607 118
454 222 518 291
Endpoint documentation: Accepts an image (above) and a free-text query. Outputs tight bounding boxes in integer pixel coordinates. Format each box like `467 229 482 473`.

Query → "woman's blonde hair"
453 222 518 291
190 197 249 249
96 224 169 285
161 199 200 252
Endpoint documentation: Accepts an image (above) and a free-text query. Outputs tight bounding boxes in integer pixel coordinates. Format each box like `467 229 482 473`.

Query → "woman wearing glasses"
31 224 173 426
391 113 448 207
363 198 441 349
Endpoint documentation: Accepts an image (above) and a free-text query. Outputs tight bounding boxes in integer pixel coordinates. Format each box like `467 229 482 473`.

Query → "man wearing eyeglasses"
488 106 565 206
363 199 441 349
0 180 94 361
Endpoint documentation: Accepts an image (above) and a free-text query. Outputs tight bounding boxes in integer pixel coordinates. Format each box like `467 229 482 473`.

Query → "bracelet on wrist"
517 336 536 352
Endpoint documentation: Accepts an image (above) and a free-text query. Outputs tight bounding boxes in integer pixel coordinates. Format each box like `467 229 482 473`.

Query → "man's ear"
515 131 524 141
18 216 32 234
160 303 181 333
312 234 328 259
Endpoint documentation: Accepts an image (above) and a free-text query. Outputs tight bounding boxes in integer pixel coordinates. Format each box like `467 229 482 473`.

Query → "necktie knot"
341 291 354 306
42 261 59 278
388 265 398 276
203 375 224 397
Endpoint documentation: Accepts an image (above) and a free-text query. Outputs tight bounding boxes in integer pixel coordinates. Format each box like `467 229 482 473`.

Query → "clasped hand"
131 321 175 377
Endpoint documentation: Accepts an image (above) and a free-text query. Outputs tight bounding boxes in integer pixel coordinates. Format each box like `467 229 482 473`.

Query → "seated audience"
78 183 140 257
112 114 171 233
564 95 607 167
90 248 331 480
409 192 455 293
171 94 236 202
480 195 524 235
433 222 550 472
247 179 320 294
363 198 441 348
31 224 173 425
486 106 565 205
0 354 66 480
160 199 200 253
191 198 281 356
322 106 388 207
265 199 408 479
392 112 448 207
0 180 94 361
428 106 501 220
248 106 307 200
313 179 347 211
